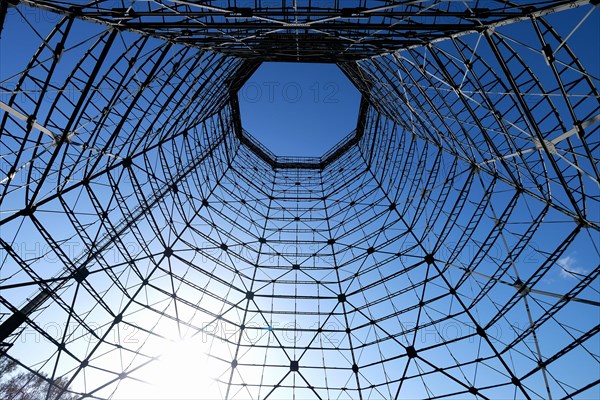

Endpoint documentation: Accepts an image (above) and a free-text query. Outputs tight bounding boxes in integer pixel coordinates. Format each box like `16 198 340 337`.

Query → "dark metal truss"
5 0 591 62
0 1 598 399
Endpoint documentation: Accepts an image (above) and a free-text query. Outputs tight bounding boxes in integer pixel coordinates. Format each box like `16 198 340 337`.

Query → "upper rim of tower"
19 0 581 62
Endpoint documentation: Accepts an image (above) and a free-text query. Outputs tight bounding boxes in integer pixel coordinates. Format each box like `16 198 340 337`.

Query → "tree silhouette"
0 357 75 400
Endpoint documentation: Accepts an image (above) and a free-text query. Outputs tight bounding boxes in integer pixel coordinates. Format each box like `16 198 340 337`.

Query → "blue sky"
238 62 361 157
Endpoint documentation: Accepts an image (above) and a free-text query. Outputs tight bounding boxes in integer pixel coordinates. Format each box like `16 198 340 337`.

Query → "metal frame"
0 1 598 399
12 0 591 62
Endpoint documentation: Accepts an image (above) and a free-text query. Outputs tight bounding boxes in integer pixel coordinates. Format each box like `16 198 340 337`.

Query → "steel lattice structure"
0 1 599 399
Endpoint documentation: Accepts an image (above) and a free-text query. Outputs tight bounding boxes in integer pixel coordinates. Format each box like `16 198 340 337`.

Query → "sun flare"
114 334 229 400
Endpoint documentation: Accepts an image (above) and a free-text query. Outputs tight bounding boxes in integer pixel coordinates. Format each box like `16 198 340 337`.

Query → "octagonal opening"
237 62 361 157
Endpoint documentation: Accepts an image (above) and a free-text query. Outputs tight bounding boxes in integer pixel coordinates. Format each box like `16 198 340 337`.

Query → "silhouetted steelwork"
0 1 598 399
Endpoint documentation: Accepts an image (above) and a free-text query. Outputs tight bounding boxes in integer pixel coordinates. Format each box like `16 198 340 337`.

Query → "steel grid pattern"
0 1 598 399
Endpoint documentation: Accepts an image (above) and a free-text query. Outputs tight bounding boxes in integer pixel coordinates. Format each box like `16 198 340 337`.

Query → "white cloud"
557 255 586 279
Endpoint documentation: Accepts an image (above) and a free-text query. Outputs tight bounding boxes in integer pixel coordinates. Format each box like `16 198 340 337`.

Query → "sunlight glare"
117 334 228 399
